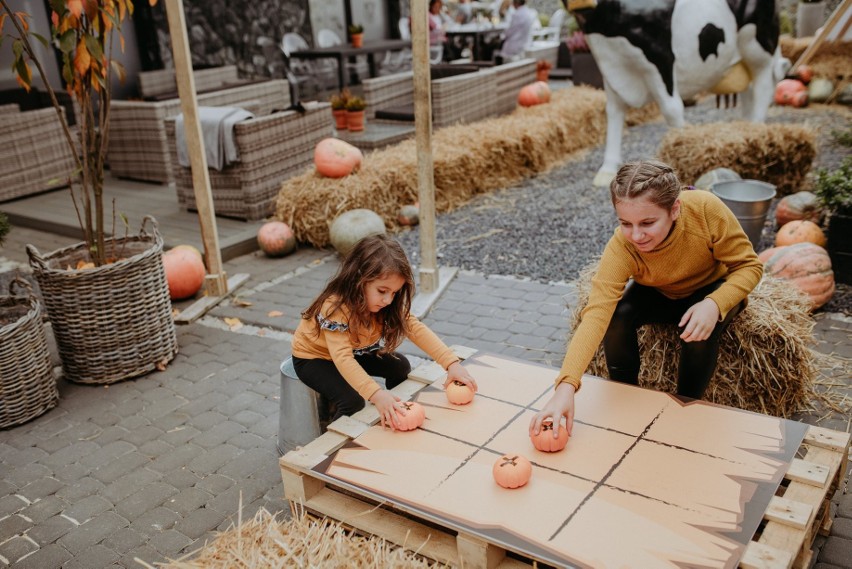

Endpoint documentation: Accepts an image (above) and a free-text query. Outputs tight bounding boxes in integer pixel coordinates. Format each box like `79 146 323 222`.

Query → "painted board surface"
313 353 807 568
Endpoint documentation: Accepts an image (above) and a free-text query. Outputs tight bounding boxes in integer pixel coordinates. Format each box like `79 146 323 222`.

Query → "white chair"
381 20 413 73
316 28 367 83
531 8 566 42
280 32 328 99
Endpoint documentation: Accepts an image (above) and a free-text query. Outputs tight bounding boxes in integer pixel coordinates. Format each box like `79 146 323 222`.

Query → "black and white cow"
566 0 787 186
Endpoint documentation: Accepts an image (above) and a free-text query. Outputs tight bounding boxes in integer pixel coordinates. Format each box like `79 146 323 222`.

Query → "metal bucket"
710 180 777 248
277 357 321 455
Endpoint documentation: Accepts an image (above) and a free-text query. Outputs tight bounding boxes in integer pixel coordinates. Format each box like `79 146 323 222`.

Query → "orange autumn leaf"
68 0 83 18
74 38 90 77
51 11 59 28
267 310 283 317
14 11 28 31
224 317 243 331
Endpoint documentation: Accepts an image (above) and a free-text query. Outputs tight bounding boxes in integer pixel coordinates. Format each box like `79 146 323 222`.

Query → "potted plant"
536 59 553 82
1 0 178 385
567 30 603 89
345 95 367 132
813 155 852 285
349 23 364 48
330 89 351 131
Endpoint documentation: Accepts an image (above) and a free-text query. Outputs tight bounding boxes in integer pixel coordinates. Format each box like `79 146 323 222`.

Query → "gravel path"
398 97 852 315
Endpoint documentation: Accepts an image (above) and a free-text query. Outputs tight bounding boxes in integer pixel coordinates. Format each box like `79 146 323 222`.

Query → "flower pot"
796 1 826 38
827 211 852 285
536 69 550 82
351 33 363 48
332 109 348 130
571 52 604 89
26 216 178 385
347 110 366 132
0 276 58 428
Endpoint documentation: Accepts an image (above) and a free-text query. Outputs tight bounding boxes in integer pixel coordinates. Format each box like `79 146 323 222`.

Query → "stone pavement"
0 227 850 568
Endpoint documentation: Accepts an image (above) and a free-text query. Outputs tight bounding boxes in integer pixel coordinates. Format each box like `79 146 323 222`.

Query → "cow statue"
566 0 788 186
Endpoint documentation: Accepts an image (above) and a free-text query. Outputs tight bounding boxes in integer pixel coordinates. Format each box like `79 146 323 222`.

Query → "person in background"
428 0 449 48
495 0 535 63
455 0 474 24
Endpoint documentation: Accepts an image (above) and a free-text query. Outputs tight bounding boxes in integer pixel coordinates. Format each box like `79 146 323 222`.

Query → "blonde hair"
609 160 682 211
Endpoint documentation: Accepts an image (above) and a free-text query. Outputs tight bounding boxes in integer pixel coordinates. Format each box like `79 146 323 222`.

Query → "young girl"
530 160 763 438
292 234 477 430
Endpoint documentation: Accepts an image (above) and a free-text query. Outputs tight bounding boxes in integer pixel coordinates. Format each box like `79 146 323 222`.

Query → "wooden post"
411 0 438 294
164 0 228 296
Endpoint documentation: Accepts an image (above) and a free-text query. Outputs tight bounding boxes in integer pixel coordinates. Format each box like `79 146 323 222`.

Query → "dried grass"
657 121 816 196
780 37 852 81
155 505 444 569
571 264 820 418
274 87 660 248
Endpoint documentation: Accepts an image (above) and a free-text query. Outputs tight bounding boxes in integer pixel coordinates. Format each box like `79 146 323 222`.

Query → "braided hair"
609 160 682 212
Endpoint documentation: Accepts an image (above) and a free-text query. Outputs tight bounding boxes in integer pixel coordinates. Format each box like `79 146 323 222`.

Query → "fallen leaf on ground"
232 298 253 307
267 310 283 317
224 317 243 331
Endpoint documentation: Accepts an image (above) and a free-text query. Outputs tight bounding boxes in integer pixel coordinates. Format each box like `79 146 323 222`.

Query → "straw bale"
570 263 819 417
274 88 660 248
159 506 444 569
780 36 852 81
657 122 816 196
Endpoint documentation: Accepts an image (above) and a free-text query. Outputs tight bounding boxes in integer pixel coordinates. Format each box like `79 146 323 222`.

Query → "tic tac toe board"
280 351 850 569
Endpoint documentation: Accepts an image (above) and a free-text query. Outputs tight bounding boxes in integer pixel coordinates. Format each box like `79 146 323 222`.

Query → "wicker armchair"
108 79 290 184
138 65 240 100
0 104 77 202
165 101 332 221
493 58 537 115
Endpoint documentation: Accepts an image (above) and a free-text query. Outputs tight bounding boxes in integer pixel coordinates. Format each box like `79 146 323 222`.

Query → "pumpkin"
761 242 835 309
492 454 532 489
171 244 203 262
757 246 782 264
446 380 474 405
329 209 386 256
808 78 834 103
530 418 569 452
789 90 809 108
518 81 551 107
774 79 807 106
794 64 813 84
775 191 823 227
394 401 426 431
398 203 420 226
257 221 297 257
694 167 740 191
162 247 206 300
775 220 827 248
314 138 364 178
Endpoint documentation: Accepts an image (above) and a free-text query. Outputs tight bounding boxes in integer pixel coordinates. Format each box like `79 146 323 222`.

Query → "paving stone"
0 534 39 565
114 482 179 520
195 474 235 495
39 442 100 470
227 432 266 450
162 487 213 517
187 444 241 476
159 423 200 446
206 479 269 515
147 529 193 556
838 492 852 518
61 495 113 524
137 439 175 458
128 506 181 537
101 527 148 555
190 421 246 449
191 411 228 431
147 444 204 473
120 544 167 569
161 468 202 490
820 537 852 567
101 468 162 504
55 477 105 501
20 495 66 524
0 493 28 517
92 451 151 484
23 514 75 546
5 446 49 467
62 544 119 569
12 543 72 569
18 476 64 502
173 507 229 540
57 511 129 555
0 513 31 538
217 448 274 480
119 426 166 448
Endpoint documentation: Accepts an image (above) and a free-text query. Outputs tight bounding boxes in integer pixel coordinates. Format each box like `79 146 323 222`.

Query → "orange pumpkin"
775 220 827 248
757 246 782 264
518 81 551 107
257 221 296 257
761 242 835 309
171 244 203 262
794 64 813 84
493 454 532 489
398 204 420 226
162 248 206 300
530 419 569 452
314 138 363 178
394 401 426 431
446 380 474 405
775 191 823 227
790 90 809 108
774 79 807 106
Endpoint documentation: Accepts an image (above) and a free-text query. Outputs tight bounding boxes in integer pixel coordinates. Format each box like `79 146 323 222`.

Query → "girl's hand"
443 361 478 392
679 298 720 342
529 382 575 438
370 389 403 430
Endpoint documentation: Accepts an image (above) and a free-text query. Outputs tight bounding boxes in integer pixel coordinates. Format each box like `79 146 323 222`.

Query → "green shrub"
814 156 852 215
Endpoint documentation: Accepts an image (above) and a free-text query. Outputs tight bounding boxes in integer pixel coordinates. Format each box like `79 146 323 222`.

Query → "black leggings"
603 280 743 399
292 352 411 421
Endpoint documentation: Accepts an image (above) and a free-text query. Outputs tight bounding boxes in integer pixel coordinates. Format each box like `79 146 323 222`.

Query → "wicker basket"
0 276 58 428
26 216 178 385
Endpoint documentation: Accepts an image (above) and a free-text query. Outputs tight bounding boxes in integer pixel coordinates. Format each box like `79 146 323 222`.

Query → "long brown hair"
609 160 681 211
301 234 414 353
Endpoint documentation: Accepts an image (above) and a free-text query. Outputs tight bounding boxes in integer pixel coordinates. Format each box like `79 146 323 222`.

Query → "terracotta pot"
332 109 348 130
347 110 365 132
536 69 550 82
351 34 363 48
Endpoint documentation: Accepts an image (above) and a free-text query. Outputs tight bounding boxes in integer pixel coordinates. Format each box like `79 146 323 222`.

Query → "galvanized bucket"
277 357 322 455
710 180 777 249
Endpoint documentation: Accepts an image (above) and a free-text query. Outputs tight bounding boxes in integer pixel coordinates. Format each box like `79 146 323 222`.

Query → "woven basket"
0 276 58 428
26 216 178 385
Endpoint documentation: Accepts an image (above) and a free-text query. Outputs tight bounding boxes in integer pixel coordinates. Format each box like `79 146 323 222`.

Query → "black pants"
603 280 743 399
292 352 411 421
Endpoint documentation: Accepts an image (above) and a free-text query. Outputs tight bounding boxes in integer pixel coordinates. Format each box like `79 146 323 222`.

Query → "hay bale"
160 507 441 568
780 36 852 82
570 263 818 417
657 122 816 196
274 88 660 248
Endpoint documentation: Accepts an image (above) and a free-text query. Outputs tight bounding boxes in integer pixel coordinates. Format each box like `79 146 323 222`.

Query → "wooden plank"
390 378 427 401
450 345 479 360
327 415 370 439
173 273 250 324
280 465 325 502
457 533 506 569
804 426 851 452
351 404 381 426
409 361 446 384
740 541 793 569
785 458 830 487
764 496 812 531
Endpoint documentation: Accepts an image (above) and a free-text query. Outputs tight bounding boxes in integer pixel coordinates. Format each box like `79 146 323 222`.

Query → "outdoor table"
288 39 411 91
444 22 506 62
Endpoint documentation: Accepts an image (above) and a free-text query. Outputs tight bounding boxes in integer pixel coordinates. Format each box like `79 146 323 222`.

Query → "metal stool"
277 357 323 455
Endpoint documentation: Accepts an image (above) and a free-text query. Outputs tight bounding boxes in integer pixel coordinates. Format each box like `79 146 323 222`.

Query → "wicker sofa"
164 101 332 221
108 67 290 184
0 104 77 203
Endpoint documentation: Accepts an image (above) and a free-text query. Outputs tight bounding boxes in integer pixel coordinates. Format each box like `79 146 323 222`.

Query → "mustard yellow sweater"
292 297 459 401
557 190 763 390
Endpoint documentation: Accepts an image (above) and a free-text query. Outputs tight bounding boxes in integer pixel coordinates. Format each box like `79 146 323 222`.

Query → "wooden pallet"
279 346 851 569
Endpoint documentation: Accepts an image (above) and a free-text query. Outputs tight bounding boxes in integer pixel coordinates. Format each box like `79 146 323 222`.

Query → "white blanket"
175 106 255 171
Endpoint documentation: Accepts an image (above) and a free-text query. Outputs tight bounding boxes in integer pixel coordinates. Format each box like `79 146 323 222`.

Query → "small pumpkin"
789 90 809 108
398 203 420 226
171 244 203 262
446 380 474 405
518 81 551 107
493 454 532 489
257 221 297 257
808 77 834 103
761 242 835 309
694 167 741 191
775 220 827 248
314 138 364 178
530 418 569 452
774 79 807 106
394 401 426 431
775 191 823 227
794 64 813 84
162 247 206 300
